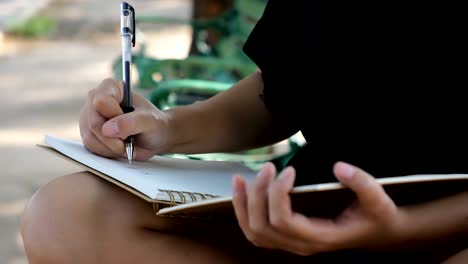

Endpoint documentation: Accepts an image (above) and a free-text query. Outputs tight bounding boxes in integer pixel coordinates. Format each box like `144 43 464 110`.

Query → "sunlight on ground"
0 34 20 56
137 26 192 59
0 31 3 53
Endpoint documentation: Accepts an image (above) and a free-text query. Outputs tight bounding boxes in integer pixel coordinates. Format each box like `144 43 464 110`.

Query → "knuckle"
100 78 116 87
293 248 312 257
81 131 94 149
92 94 107 110
108 140 124 155
270 215 289 229
236 217 250 233
251 239 262 247
376 198 392 211
314 235 337 253
113 118 126 134
87 88 96 99
249 222 267 235
245 233 263 247
101 78 121 98
374 199 397 220
89 115 103 132
244 232 257 243
291 248 305 256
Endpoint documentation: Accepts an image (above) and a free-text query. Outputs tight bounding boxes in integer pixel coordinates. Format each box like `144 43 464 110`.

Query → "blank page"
45 135 257 203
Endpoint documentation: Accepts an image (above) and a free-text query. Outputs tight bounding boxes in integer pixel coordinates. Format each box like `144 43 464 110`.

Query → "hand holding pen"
120 1 136 163
79 2 173 162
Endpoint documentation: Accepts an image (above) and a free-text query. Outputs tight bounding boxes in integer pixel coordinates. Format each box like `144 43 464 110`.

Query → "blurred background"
0 0 302 262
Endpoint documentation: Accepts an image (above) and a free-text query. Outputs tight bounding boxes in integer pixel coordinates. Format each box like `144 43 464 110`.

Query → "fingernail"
103 121 119 136
336 162 356 180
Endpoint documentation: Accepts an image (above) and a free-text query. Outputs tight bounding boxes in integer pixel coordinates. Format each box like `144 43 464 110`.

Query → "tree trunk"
189 0 234 55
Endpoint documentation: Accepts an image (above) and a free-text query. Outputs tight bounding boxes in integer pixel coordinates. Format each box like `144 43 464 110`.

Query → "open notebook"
40 135 468 219
40 135 257 205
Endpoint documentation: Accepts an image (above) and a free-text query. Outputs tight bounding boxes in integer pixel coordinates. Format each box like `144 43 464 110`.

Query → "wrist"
397 192 468 243
380 207 443 254
386 206 414 246
161 106 195 154
356 208 414 252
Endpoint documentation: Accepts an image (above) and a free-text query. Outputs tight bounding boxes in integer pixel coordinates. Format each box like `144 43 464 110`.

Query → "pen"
120 1 136 163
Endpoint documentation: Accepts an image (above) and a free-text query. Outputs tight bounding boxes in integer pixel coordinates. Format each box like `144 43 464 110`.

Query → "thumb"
333 161 396 216
101 110 156 139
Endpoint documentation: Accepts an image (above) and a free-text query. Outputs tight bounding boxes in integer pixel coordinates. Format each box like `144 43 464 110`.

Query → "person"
20 1 468 263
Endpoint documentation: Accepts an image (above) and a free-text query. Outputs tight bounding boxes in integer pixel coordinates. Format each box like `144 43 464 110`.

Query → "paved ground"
0 0 191 262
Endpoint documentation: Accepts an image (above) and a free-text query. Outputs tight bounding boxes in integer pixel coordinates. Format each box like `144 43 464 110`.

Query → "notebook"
39 135 468 219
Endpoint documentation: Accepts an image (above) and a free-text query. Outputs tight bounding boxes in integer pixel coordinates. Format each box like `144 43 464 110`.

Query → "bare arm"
80 72 296 160
397 190 468 247
164 71 297 154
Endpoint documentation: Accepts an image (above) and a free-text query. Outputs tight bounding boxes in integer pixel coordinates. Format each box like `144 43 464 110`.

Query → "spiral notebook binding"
152 189 220 216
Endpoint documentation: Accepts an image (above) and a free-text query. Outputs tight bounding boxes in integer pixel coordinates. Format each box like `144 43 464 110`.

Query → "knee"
20 172 105 264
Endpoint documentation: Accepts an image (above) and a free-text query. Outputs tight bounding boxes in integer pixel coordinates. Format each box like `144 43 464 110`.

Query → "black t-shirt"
243 1 468 185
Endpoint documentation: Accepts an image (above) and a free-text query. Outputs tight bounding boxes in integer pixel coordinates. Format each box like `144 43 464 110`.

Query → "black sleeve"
242 1 333 121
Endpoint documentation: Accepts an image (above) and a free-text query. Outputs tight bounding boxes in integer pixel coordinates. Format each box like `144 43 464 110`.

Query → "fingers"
89 78 124 119
88 111 125 155
232 165 318 255
248 163 275 233
81 129 122 158
80 78 161 160
232 174 249 233
232 162 400 256
267 167 334 242
101 110 158 140
233 169 283 249
333 161 397 217
268 166 295 231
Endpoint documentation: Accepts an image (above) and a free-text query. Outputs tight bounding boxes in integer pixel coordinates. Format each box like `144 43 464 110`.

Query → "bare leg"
20 172 308 264
20 171 466 263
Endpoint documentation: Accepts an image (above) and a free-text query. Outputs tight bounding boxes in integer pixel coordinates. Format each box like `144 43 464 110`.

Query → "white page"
45 135 257 202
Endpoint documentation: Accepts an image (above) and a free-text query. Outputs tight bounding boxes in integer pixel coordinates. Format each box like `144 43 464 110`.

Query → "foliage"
7 15 56 38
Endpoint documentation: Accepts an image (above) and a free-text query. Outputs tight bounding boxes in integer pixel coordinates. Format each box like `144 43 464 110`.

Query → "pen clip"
121 2 136 47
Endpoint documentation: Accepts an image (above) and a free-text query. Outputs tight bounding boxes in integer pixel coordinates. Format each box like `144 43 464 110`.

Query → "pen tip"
125 143 134 164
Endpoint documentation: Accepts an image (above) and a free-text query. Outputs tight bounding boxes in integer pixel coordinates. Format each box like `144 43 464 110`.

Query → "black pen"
120 1 136 163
